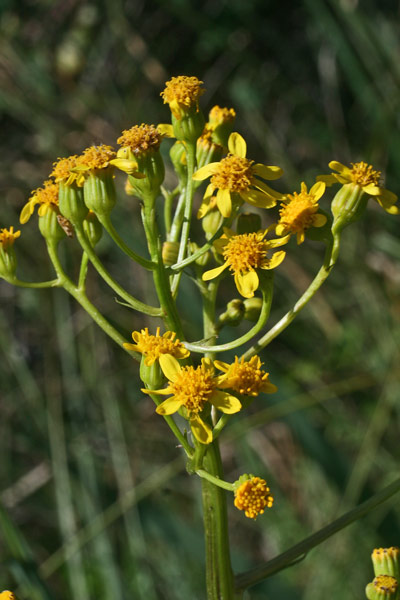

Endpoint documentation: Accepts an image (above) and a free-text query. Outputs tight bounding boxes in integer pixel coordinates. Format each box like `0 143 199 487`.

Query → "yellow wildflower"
193 132 283 218
20 180 59 224
161 75 205 120
75 144 116 173
214 356 277 396
234 476 274 519
123 327 189 367
50 155 83 186
0 592 16 600
0 226 20 250
208 105 236 128
117 124 163 156
276 181 327 244
317 160 398 214
143 355 241 444
202 228 288 298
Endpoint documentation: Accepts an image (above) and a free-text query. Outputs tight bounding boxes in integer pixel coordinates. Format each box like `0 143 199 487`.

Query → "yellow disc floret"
277 181 327 244
78 144 116 170
211 155 254 193
349 161 381 187
0 227 20 250
215 356 277 396
234 476 274 519
161 76 205 118
123 327 189 366
373 575 398 595
223 231 267 272
117 124 163 155
168 363 216 415
51 155 81 184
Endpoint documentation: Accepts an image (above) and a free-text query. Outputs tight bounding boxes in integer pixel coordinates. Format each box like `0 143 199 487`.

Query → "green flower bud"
372 548 400 581
218 299 245 328
236 212 262 235
0 227 20 280
243 297 263 322
366 576 398 600
208 105 236 147
169 141 187 182
83 172 116 218
172 109 205 144
83 211 103 247
38 207 65 244
139 355 165 389
202 208 223 240
162 241 180 266
58 182 87 225
331 183 368 234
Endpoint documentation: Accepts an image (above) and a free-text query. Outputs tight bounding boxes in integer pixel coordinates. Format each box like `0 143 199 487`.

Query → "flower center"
279 192 316 232
161 76 204 107
350 161 381 186
223 233 267 273
118 124 162 155
373 575 397 594
234 477 274 519
170 365 216 414
209 105 236 126
0 227 20 250
51 156 80 182
134 328 185 362
32 180 59 207
79 145 116 169
226 357 267 395
211 155 254 192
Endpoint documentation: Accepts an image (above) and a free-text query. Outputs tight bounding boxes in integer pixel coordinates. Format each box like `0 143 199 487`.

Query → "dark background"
1 1 400 599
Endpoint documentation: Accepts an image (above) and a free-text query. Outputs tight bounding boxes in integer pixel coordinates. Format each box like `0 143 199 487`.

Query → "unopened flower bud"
169 141 187 182
0 227 20 280
233 474 274 519
83 172 116 218
202 208 223 240
139 355 165 390
372 548 400 581
58 182 87 225
243 297 263 322
366 575 398 600
189 242 210 267
218 299 244 327
331 183 368 234
162 241 180 266
38 207 65 244
208 105 236 147
161 76 206 144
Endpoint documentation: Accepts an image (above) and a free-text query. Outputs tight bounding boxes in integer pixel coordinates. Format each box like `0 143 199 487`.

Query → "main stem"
200 278 236 600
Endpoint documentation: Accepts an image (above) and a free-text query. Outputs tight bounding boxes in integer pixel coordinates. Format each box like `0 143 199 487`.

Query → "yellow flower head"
208 105 236 128
77 144 116 172
0 592 16 600
51 155 82 185
214 356 277 396
0 226 21 250
117 124 163 156
193 132 283 218
276 181 327 244
370 576 398 596
123 327 189 366
202 228 288 298
20 180 59 224
234 476 274 519
318 160 398 214
161 75 205 119
143 354 241 444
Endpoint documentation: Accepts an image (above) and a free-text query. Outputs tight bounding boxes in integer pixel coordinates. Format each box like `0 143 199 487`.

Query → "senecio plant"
1 75 400 600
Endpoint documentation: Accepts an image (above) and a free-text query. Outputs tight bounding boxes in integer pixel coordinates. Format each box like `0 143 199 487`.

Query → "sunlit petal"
210 390 242 414
228 132 247 158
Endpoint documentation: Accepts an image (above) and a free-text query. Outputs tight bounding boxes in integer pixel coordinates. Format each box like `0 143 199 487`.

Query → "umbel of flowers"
1 74 399 600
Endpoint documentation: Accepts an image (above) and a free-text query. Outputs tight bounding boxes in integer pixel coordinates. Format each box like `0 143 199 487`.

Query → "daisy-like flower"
51 155 83 186
123 327 189 367
234 475 274 519
193 132 283 219
143 354 242 444
202 228 288 298
20 180 59 224
276 181 327 244
317 161 398 214
214 356 277 396
161 75 205 120
73 144 116 178
0 226 20 250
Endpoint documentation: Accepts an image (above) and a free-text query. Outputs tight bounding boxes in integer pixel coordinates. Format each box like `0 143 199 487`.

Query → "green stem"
168 189 186 242
235 476 400 592
185 277 274 354
241 233 341 360
162 185 180 236
171 143 197 295
196 469 235 491
201 443 235 600
8 277 61 288
46 241 139 358
141 198 185 338
78 252 89 291
74 224 162 317
145 391 193 457
99 213 154 270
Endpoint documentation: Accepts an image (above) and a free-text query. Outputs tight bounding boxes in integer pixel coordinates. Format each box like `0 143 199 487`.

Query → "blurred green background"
1 1 400 598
